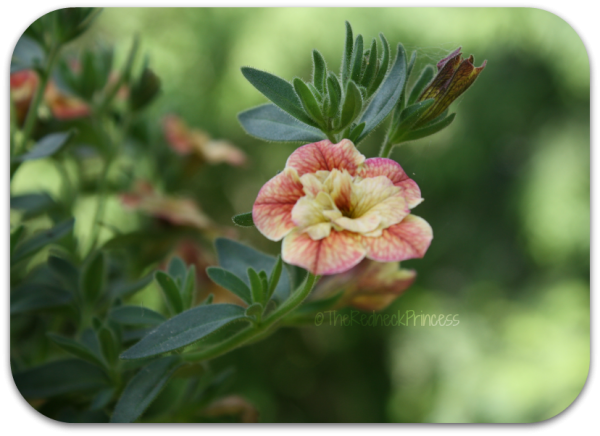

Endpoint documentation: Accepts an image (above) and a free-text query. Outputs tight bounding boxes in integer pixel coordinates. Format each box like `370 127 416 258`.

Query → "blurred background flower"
10 7 589 423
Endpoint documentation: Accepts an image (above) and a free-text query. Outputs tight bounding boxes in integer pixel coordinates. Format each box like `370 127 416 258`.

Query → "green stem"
87 157 113 254
182 273 318 363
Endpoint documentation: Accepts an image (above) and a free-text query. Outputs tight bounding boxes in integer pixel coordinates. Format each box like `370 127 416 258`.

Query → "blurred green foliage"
11 8 588 423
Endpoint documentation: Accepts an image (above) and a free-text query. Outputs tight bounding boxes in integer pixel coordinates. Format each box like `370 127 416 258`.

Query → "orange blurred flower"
163 115 247 166
10 70 39 125
44 82 90 120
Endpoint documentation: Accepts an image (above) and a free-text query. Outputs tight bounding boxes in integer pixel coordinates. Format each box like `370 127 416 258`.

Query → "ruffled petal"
286 139 365 176
253 168 304 241
358 158 422 208
363 214 433 262
282 229 367 275
350 176 408 229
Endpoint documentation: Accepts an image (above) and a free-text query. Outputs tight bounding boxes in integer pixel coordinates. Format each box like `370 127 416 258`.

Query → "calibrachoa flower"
313 259 416 311
253 139 433 275
121 180 213 230
163 115 247 166
10 70 39 124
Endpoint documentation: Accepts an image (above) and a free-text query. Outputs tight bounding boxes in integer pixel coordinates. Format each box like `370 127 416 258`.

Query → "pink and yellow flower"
163 115 247 166
313 259 416 311
252 139 433 275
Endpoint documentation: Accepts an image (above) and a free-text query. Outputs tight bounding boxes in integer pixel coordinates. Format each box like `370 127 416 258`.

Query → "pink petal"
286 139 365 177
363 214 433 262
358 158 422 208
282 230 367 276
253 168 304 241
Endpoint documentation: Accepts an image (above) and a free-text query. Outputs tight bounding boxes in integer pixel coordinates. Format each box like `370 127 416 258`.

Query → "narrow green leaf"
258 271 269 299
341 21 354 85
11 218 75 264
267 255 283 301
312 49 327 94
10 284 72 314
339 80 363 131
120 304 249 359
111 356 182 423
232 212 254 227
10 193 55 218
109 306 167 326
401 113 456 142
181 265 196 309
326 73 342 118
408 65 435 106
241 67 317 127
13 359 109 399
248 268 264 305
47 333 106 368
293 78 323 125
111 273 153 299
358 43 407 142
90 388 115 411
48 255 79 294
98 326 119 367
245 303 263 318
238 104 326 143
206 267 252 305
168 256 187 285
360 38 378 88
12 131 74 162
80 251 106 304
155 271 184 315
215 238 291 303
350 34 364 83
10 225 25 258
348 122 366 143
393 99 436 137
368 33 390 96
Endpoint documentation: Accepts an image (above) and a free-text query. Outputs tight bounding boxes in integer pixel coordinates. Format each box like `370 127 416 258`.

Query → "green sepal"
245 302 263 318
408 65 435 106
232 212 254 227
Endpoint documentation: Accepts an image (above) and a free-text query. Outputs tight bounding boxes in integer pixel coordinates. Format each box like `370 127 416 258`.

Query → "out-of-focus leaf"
10 226 25 258
109 306 166 326
238 104 325 143
98 326 119 367
181 265 196 310
11 35 44 72
267 255 283 301
47 333 106 368
232 212 254 227
10 284 72 314
12 131 74 162
10 193 55 218
168 256 187 285
111 273 153 299
111 355 182 423
155 271 184 315
13 359 109 399
120 304 249 360
206 267 252 305
80 251 106 304
48 255 79 294
130 67 161 111
90 388 115 411
11 218 74 265
215 238 291 303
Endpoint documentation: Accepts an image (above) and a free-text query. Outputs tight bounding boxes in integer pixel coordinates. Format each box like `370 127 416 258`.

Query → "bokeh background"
11 8 589 423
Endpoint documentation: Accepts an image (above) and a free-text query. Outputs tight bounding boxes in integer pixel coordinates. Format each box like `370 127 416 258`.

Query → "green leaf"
245 303 263 318
10 226 25 258
13 359 109 399
48 255 79 294
401 113 456 142
98 326 119 367
111 273 153 299
11 218 75 265
408 65 435 106
259 270 269 301
312 49 327 94
10 193 55 218
11 35 44 72
267 255 282 301
293 78 323 125
368 33 391 97
80 251 106 304
168 256 187 285
12 131 74 162
341 21 354 85
206 267 252 305
232 212 254 227
360 38 378 88
358 43 407 142
348 122 366 143
120 304 249 359
47 333 106 368
238 104 326 143
338 80 363 131
215 238 291 303
241 67 317 127
90 388 115 411
181 265 196 310
111 355 182 423
109 306 167 326
248 268 264 305
392 99 435 140
130 67 161 111
350 34 364 83
326 73 342 118
155 271 184 315
10 284 72 314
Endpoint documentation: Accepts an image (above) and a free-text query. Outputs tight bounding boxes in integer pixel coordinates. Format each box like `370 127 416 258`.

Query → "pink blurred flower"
163 115 246 166
121 181 213 230
313 259 416 311
252 139 432 276
44 82 90 120
10 70 39 124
